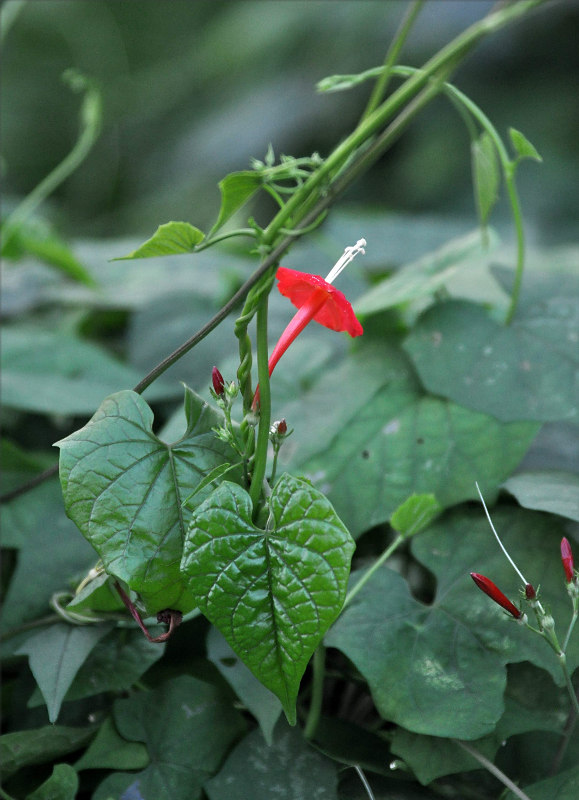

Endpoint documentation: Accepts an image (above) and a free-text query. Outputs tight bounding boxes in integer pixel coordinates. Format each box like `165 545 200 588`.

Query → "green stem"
304 646 326 740
249 291 272 516
194 228 257 251
0 614 60 643
343 534 404 609
261 0 546 248
559 654 579 717
454 740 532 800
353 765 376 800
361 0 426 121
2 71 102 252
563 607 578 653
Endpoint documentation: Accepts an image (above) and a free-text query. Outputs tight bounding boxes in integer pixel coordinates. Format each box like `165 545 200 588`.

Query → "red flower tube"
470 572 522 619
252 239 365 408
561 537 575 583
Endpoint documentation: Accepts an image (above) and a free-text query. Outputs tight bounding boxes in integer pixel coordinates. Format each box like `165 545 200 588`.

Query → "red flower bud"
470 573 522 619
525 583 536 600
212 366 225 396
277 418 287 435
561 537 574 583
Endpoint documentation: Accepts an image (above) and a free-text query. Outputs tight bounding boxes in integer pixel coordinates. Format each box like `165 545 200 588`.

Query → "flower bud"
470 573 521 619
561 537 575 583
212 366 225 396
277 419 287 435
525 583 536 600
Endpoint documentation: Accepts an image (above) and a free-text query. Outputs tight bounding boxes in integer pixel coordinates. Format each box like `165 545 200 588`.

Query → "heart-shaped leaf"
403 281 579 422
56 388 239 614
181 474 355 723
278 343 538 536
327 506 578 739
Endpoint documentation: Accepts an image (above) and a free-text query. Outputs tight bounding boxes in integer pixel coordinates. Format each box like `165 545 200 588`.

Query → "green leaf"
509 127 542 162
16 623 113 723
93 675 245 800
503 470 579 522
390 663 568 784
181 474 355 723
327 506 578 739
1 326 174 415
56 388 240 614
205 720 338 800
207 626 282 746
0 725 95 779
29 627 166 706
66 571 124 613
354 229 497 317
114 221 205 259
403 294 579 422
210 171 262 234
1 479 96 631
390 494 441 537
279 343 538 537
25 763 79 800
505 766 579 800
75 716 149 772
471 131 500 225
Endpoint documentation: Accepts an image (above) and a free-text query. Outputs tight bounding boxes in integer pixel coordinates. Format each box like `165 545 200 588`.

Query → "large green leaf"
390 662 568 784
0 725 95 779
181 474 355 723
75 716 149 772
56 388 239 614
26 763 79 800
505 766 579 800
17 624 113 723
327 506 578 739
205 720 338 800
354 229 496 316
1 479 96 632
115 221 205 259
403 276 579 422
206 626 282 746
503 470 579 522
2 327 174 415
93 675 245 800
278 343 538 536
28 627 166 706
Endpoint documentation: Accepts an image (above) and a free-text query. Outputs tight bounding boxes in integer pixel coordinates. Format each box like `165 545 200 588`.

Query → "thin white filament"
476 481 528 585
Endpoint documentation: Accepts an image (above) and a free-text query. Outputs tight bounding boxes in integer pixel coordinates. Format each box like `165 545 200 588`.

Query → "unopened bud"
525 583 536 600
470 573 522 619
561 537 575 583
212 366 225 396
277 419 287 435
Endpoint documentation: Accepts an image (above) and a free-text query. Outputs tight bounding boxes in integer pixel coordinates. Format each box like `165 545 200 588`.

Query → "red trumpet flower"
253 239 365 408
470 572 522 619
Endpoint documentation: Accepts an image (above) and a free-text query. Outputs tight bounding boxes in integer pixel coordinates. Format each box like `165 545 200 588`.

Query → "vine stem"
249 290 272 516
343 534 404 609
304 646 326 740
454 740 532 800
360 0 426 121
354 765 376 800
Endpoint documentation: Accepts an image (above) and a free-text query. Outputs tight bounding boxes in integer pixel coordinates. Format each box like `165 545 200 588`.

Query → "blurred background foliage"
2 0 578 244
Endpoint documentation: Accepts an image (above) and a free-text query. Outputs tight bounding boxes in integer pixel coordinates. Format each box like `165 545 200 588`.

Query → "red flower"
252 240 365 408
470 572 522 619
561 537 575 583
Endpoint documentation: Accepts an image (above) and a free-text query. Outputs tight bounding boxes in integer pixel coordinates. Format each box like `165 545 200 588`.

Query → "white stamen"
476 482 528 585
324 237 366 284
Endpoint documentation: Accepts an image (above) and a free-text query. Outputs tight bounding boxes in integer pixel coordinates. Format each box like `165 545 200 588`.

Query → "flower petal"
276 267 363 337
